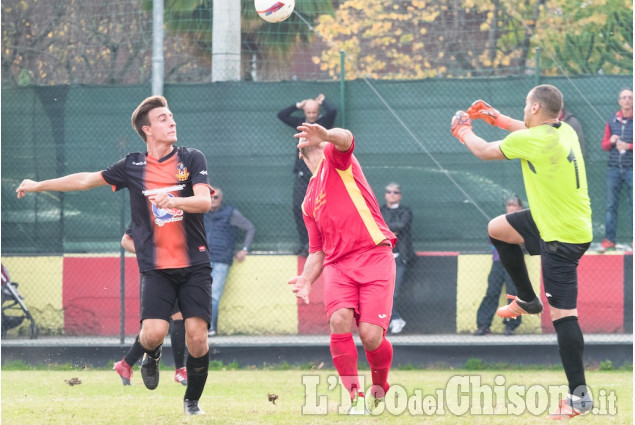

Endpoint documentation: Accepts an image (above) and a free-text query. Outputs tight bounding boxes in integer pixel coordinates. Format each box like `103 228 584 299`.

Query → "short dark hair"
131 95 168 142
530 84 563 118
506 195 523 207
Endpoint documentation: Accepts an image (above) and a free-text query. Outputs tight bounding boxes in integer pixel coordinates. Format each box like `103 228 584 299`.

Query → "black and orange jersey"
101 146 212 272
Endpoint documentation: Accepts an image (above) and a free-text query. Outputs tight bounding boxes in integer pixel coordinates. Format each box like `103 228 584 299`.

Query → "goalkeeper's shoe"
140 347 162 390
497 295 543 319
547 394 593 420
451 111 473 144
467 100 511 129
113 358 133 386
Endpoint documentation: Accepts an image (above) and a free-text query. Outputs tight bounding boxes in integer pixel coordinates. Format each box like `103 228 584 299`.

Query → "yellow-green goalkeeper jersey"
500 122 592 244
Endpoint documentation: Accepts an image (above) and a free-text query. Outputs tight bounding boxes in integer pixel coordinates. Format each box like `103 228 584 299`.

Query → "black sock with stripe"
184 350 209 401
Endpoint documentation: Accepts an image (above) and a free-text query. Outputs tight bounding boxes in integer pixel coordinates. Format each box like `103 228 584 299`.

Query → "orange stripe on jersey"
144 155 188 269
336 165 387 245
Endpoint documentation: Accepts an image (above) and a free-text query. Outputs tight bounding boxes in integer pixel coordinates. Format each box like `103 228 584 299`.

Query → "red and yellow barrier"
2 251 631 336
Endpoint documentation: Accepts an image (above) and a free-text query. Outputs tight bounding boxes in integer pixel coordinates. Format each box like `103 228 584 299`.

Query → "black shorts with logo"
505 209 590 309
140 262 212 326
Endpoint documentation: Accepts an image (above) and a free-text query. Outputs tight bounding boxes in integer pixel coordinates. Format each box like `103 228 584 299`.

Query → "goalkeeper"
451 84 593 420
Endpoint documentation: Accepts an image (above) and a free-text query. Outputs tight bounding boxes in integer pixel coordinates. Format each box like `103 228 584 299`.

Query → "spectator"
114 226 189 386
559 105 586 156
599 88 633 252
473 196 524 336
203 187 255 336
277 93 337 256
379 182 414 334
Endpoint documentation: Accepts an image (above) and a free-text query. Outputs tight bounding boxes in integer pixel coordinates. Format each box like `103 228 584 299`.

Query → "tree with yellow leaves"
313 0 632 79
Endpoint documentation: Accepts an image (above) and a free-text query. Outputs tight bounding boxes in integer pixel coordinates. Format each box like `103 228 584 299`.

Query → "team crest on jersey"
176 163 190 181
151 193 184 226
313 191 326 216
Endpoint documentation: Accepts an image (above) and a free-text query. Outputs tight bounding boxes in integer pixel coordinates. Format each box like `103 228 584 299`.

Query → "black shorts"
171 300 180 316
138 283 179 315
140 262 212 326
506 209 590 309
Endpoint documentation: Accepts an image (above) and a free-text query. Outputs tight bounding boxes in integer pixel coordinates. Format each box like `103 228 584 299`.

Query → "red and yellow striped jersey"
302 138 396 265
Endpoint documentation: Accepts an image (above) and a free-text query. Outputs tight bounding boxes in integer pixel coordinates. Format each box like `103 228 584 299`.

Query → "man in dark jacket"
203 187 255 336
473 196 524 336
277 93 337 256
559 106 586 156
380 182 415 334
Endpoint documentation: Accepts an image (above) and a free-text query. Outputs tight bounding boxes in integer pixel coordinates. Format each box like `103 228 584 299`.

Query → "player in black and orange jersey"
114 225 189 387
17 95 213 416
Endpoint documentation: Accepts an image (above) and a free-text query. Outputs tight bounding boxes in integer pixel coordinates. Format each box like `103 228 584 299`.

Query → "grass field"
1 367 632 424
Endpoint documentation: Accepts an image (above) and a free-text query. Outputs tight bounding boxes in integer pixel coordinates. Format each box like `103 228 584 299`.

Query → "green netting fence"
1 75 632 339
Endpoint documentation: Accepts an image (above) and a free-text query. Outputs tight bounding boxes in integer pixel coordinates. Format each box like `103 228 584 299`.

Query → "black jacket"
277 101 337 174
380 204 415 264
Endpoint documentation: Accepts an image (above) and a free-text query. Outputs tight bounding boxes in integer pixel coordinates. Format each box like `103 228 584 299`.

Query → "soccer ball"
254 0 295 23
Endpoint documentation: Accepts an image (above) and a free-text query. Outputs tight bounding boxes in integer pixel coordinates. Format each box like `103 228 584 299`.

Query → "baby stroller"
1 264 38 338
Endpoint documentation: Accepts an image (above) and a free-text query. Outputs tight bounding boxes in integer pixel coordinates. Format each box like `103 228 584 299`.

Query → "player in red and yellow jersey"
288 123 396 414
17 96 212 416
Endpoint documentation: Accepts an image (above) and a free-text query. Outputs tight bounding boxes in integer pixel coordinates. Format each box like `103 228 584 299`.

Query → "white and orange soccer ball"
254 0 295 23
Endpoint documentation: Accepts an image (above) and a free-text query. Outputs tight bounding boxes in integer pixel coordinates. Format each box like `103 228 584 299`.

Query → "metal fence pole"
534 47 541 86
152 0 164 95
119 136 127 345
340 50 346 128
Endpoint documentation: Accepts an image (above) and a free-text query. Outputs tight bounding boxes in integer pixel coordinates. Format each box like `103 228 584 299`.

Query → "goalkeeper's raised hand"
467 100 511 130
451 111 474 144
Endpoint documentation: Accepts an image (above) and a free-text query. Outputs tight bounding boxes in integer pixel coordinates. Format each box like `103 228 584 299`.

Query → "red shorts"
323 245 396 330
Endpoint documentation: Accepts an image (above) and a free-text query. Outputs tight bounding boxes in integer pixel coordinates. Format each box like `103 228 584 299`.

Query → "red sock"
330 333 360 400
365 337 393 398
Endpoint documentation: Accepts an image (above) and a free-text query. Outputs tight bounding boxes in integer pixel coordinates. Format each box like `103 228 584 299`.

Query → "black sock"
184 351 209 401
554 316 587 395
490 237 537 301
124 335 145 366
170 319 186 369
144 343 162 359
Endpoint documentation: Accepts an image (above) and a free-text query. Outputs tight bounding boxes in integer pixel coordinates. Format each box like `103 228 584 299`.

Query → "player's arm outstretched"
288 251 325 304
467 100 526 133
295 123 353 152
16 172 107 198
451 111 505 160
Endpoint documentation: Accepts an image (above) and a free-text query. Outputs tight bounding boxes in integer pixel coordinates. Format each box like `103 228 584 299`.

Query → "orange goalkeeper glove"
467 100 511 130
451 111 473 144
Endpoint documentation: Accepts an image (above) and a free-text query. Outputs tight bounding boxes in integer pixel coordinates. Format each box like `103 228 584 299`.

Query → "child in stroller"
1 264 38 338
